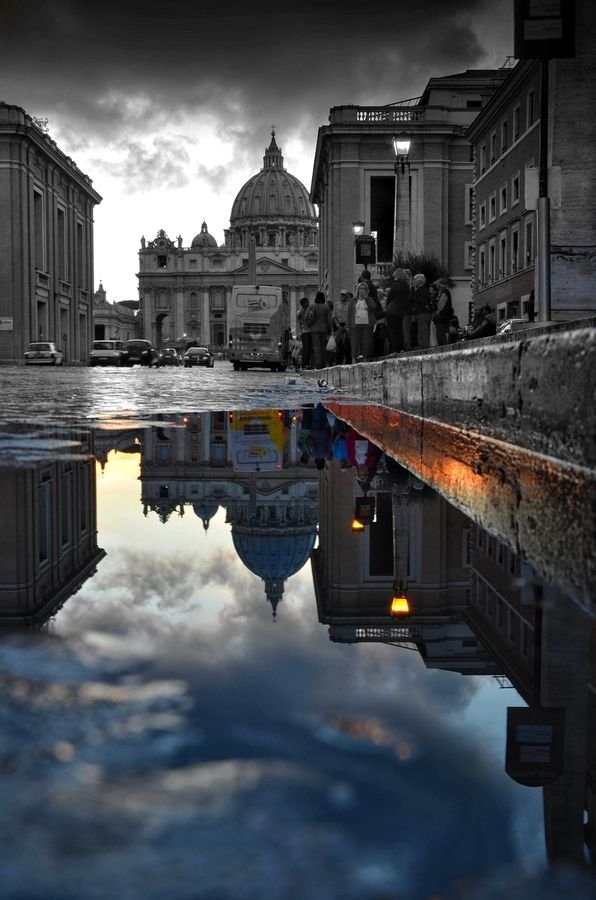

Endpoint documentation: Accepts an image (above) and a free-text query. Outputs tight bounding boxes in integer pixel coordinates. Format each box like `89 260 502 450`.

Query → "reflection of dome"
232 525 316 618
191 221 218 249
230 132 316 225
193 501 220 531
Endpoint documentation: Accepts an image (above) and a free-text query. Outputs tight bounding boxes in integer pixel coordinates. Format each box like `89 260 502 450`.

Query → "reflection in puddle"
0 404 594 896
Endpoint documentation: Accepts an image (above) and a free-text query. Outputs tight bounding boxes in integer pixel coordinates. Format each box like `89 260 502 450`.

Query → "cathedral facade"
137 133 319 350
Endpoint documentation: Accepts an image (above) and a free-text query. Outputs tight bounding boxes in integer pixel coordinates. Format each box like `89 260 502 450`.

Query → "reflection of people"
346 427 382 492
306 403 333 469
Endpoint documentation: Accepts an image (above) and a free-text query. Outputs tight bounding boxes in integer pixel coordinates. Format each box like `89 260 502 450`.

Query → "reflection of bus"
228 285 290 372
228 410 289 471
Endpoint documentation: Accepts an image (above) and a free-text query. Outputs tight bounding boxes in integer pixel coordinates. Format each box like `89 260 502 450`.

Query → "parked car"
23 341 63 366
157 347 181 367
123 339 160 367
90 339 126 366
183 347 214 368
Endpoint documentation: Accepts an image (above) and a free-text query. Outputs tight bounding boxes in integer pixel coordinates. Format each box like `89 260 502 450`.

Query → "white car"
24 341 64 365
90 339 126 366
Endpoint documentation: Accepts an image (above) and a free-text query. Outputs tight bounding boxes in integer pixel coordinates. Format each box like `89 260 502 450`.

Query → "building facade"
467 1 596 322
0 104 102 365
137 134 319 349
92 282 138 342
310 70 507 322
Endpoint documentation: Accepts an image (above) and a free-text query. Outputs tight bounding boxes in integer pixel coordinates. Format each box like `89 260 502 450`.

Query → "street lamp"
352 220 365 236
392 134 411 175
392 134 412 259
389 581 410 616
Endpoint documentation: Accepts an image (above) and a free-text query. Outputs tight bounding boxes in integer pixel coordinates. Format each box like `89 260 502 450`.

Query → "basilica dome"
230 132 316 227
232 524 317 617
191 221 218 249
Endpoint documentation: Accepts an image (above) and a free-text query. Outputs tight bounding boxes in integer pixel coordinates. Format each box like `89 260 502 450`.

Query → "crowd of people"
292 267 493 369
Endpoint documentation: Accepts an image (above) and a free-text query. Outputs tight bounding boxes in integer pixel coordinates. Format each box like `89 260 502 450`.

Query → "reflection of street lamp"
392 133 412 259
389 581 410 616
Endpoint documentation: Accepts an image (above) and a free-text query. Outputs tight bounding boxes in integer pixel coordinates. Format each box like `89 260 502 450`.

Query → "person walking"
384 268 413 353
412 273 432 349
296 296 313 369
432 280 454 346
347 282 382 361
309 291 333 369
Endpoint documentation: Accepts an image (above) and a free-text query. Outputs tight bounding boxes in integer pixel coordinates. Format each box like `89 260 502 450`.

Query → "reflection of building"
137 133 319 350
139 412 318 616
313 452 497 674
0 103 102 365
466 524 595 866
310 70 506 321
0 431 105 625
92 282 138 341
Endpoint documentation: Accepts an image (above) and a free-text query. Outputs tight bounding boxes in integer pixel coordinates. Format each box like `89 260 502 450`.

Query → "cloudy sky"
0 0 513 300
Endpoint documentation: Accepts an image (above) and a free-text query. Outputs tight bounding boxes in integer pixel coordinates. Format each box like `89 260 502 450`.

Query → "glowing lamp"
390 582 410 615
352 220 365 236
351 518 365 533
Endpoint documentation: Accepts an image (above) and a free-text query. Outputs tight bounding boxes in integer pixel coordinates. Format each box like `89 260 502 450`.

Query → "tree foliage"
379 251 453 289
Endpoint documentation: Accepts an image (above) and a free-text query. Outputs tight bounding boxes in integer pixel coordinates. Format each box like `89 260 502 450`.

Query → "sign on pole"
514 0 575 59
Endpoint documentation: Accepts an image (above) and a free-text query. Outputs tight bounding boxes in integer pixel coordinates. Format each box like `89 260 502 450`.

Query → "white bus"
228 285 290 372
228 409 289 472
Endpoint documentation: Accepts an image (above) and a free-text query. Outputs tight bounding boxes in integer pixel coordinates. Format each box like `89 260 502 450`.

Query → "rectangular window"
479 144 486 175
464 184 474 225
500 184 507 214
479 246 486 286
157 255 167 268
501 120 508 153
38 479 51 563
511 226 520 272
513 105 520 141
512 172 520 205
57 207 66 281
499 231 507 279
488 240 496 282
76 221 84 285
488 192 496 222
33 190 44 271
497 302 507 321
464 241 474 271
525 217 535 265
189 259 197 269
370 176 395 263
489 132 497 165
479 202 486 230
61 469 72 547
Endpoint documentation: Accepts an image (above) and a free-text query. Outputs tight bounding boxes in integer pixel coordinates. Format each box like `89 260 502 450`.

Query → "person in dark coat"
309 291 333 369
384 268 413 353
432 280 454 346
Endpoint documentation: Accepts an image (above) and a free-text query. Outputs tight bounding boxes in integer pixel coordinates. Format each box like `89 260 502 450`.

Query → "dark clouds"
1 0 513 160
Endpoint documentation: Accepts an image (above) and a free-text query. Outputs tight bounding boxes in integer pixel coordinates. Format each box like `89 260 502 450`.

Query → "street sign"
355 235 376 266
505 705 565 786
514 0 575 59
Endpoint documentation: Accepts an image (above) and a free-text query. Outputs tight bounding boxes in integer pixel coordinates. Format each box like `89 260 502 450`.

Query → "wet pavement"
0 363 595 898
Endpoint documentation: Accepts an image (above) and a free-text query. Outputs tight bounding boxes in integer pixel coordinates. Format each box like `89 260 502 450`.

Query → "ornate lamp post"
392 134 411 261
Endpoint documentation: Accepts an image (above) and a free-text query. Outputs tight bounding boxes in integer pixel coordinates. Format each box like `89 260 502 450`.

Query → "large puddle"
0 400 594 898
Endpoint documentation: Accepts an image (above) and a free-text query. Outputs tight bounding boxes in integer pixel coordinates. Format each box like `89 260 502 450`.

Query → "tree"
380 251 453 289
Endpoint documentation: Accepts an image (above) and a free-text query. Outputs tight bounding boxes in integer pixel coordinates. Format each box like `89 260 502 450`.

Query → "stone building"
310 70 507 323
0 103 101 365
137 133 319 350
92 282 138 342
467 2 596 322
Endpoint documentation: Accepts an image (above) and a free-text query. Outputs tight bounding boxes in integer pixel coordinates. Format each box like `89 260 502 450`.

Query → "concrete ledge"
318 322 596 469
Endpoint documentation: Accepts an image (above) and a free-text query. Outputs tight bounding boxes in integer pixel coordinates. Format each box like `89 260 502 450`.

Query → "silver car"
90 339 126 366
24 341 64 365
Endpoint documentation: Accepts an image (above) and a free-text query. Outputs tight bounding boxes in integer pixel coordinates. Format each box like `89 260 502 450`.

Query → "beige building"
137 133 319 350
467 1 596 322
310 70 508 323
0 103 101 365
